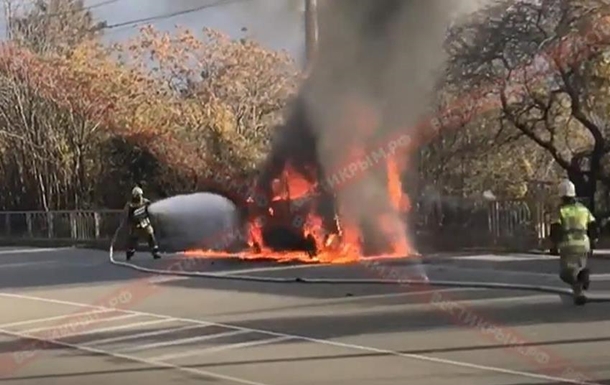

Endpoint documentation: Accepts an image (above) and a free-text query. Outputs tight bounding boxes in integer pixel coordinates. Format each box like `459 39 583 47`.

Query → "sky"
94 0 305 54
0 0 307 60
0 0 491 67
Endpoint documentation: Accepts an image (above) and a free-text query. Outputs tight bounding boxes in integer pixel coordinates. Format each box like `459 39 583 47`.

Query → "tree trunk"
588 145 603 214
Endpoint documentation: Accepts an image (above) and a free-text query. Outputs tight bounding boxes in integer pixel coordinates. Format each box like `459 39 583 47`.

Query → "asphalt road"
0 247 608 384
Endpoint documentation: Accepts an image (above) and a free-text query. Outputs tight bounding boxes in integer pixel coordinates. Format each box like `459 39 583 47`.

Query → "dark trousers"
126 225 159 254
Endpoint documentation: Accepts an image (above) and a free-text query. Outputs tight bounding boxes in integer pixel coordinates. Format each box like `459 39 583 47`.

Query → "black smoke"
254 0 484 256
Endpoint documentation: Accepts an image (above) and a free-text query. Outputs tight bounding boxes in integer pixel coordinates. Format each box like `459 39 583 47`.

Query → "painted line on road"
118 330 248 353
429 263 610 282
428 264 560 280
433 253 610 282
295 294 558 318
0 261 57 269
457 294 557 305
0 326 271 385
60 318 174 341
588 273 610 280
307 288 482 306
0 291 594 385
150 276 190 284
213 263 328 276
21 314 140 335
0 309 115 329
150 336 292 362
0 247 73 255
149 263 328 282
453 255 557 262
85 324 208 347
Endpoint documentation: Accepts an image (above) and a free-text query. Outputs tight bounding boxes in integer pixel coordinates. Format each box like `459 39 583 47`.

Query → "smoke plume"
257 0 487 254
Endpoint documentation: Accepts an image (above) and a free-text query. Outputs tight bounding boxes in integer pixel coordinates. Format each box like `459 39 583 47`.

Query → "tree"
420 85 562 199
0 42 115 209
0 23 301 210
3 0 106 55
113 26 300 189
443 0 610 212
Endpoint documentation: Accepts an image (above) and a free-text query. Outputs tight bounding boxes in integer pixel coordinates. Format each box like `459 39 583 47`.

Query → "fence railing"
0 199 553 251
0 210 124 242
412 197 551 250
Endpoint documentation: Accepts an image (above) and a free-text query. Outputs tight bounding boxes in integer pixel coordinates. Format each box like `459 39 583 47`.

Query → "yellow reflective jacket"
558 202 595 252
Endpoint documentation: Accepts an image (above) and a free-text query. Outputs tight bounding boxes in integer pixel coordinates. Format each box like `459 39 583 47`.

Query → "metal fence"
0 199 552 251
412 198 550 251
0 210 124 242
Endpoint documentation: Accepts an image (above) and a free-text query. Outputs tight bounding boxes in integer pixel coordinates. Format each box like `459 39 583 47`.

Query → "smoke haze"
259 0 491 253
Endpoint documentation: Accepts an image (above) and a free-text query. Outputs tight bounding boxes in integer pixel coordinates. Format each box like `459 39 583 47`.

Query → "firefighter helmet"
131 186 144 198
558 179 576 198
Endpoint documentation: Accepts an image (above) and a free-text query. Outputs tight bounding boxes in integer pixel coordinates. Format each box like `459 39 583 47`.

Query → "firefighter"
121 186 161 261
551 179 597 305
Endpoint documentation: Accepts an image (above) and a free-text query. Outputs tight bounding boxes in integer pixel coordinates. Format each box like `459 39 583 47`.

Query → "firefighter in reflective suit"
550 179 597 305
121 186 161 261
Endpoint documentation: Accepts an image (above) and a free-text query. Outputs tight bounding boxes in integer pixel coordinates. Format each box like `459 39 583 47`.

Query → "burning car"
244 161 341 262
184 0 454 265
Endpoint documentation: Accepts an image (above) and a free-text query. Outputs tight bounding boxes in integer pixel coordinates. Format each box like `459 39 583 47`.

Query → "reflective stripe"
559 203 593 251
559 239 588 247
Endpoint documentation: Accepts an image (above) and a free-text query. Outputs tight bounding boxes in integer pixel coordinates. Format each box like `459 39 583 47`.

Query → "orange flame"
185 100 417 264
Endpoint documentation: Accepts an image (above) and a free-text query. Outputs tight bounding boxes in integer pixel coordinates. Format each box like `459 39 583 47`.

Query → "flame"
185 153 416 264
185 100 419 265
388 156 411 213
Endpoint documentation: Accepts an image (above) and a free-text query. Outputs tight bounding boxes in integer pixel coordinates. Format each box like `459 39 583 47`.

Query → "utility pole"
304 0 318 73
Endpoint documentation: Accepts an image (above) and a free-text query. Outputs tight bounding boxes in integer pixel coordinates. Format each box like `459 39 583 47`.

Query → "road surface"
0 246 608 384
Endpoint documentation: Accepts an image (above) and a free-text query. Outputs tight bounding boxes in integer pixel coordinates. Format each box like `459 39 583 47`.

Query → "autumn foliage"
5 0 610 222
0 23 300 210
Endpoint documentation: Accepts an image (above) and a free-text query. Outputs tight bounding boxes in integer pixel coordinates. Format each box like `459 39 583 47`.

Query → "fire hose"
108 226 610 303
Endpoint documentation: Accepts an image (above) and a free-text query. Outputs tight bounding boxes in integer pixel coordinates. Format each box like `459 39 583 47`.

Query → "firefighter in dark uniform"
550 179 597 305
121 186 161 260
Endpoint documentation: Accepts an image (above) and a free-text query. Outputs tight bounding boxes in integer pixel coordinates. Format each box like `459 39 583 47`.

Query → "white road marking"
21 314 140 334
429 264 558 278
0 247 73 255
0 291 594 385
453 254 557 261
150 336 292 362
429 263 610 282
307 288 481 306
0 261 57 269
459 294 557 305
118 330 248 353
0 326 270 385
150 276 190 284
60 318 174 340
213 263 326 276
0 309 115 329
588 273 610 280
85 324 208 346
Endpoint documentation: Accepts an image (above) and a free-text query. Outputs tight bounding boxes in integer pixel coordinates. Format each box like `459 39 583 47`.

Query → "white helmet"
131 186 143 197
558 179 576 198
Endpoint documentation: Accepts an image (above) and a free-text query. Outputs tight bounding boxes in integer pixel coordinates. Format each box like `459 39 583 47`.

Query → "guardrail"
0 210 124 242
0 199 551 252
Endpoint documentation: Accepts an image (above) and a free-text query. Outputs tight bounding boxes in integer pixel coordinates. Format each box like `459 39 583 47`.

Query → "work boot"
572 285 586 306
574 294 587 306
151 246 161 260
578 268 591 291
126 249 135 261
